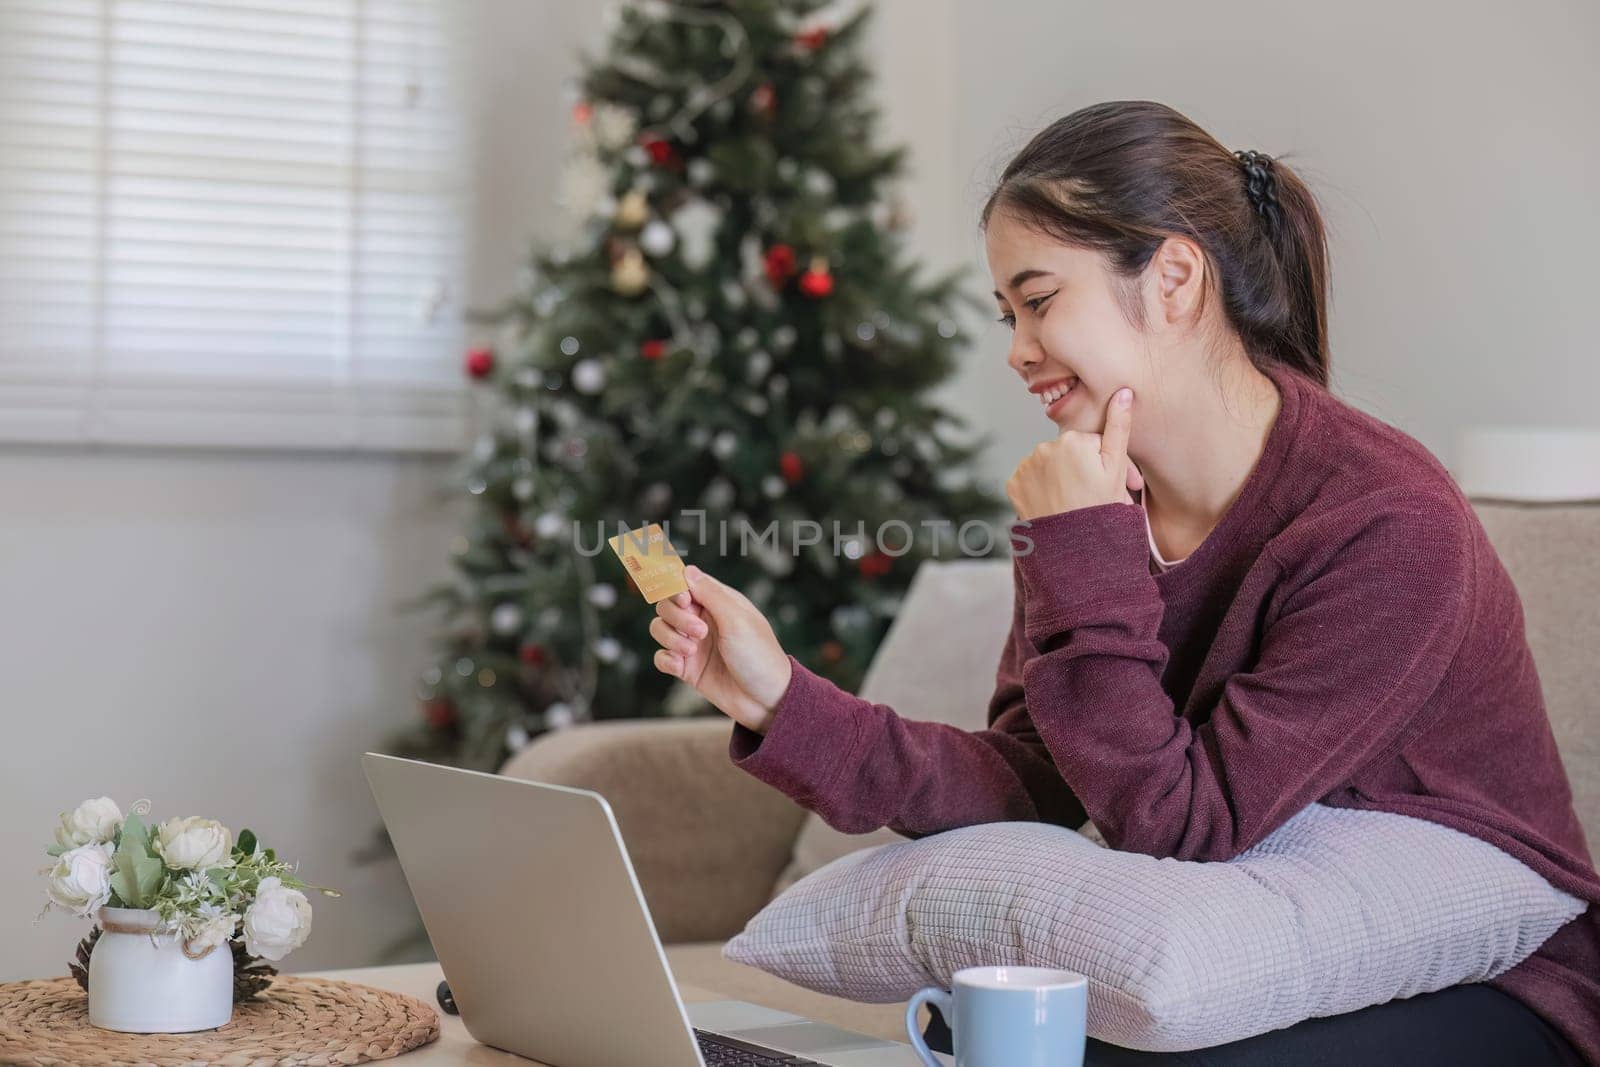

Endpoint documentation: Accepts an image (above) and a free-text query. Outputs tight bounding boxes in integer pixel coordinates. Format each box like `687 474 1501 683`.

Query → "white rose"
46 842 115 917
242 877 312 961
54 797 123 850
154 817 233 871
185 908 238 956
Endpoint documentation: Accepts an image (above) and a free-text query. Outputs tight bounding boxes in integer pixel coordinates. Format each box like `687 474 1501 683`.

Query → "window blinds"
0 0 471 449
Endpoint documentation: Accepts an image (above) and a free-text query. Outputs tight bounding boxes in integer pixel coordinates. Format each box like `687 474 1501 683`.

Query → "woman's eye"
995 292 1055 331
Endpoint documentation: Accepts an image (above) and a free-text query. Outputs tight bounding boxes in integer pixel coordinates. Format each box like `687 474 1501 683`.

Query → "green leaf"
263 847 276 863
108 813 165 909
236 828 257 857
45 845 65 857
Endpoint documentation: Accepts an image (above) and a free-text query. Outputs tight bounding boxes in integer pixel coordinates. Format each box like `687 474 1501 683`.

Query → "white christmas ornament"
490 603 524 635
672 197 721 271
590 101 638 150
711 431 738 460
804 167 836 198
687 157 716 187
747 350 772 381
544 703 576 730
594 637 621 663
506 723 531 751
587 583 618 609
639 219 676 257
512 478 535 502
762 475 785 498
703 478 735 510
571 359 607 394
534 512 566 539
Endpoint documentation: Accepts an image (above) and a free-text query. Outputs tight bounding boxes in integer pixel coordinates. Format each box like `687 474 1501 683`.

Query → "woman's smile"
1029 374 1080 421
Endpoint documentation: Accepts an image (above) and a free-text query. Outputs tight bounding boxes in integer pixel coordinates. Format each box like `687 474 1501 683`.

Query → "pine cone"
69 925 278 1003
67 925 100 990
231 937 278 1001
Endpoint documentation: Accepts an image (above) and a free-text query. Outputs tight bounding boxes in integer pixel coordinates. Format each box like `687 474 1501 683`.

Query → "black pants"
920 984 1582 1066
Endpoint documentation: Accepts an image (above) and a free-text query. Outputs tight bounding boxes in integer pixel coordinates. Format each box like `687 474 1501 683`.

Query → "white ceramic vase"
87 906 234 1033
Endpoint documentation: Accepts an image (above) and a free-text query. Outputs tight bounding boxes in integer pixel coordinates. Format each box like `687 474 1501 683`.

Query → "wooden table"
303 962 725 1065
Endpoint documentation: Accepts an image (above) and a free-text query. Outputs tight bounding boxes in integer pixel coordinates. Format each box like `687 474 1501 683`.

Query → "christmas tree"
393 0 1001 771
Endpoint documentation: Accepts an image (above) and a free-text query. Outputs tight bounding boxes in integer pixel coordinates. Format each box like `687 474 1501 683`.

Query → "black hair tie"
1234 149 1282 235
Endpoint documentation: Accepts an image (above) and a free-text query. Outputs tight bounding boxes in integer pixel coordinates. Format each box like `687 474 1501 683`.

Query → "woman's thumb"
684 565 734 613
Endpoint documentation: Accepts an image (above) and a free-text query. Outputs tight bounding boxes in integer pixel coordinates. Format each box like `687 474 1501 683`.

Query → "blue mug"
905 966 1088 1067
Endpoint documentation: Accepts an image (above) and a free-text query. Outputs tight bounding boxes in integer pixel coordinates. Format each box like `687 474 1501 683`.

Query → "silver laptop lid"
362 752 705 1067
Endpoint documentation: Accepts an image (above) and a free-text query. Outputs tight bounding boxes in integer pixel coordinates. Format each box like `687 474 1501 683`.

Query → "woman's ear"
1150 236 1206 324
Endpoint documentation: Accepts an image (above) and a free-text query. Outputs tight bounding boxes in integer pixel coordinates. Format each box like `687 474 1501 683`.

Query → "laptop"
362 752 949 1066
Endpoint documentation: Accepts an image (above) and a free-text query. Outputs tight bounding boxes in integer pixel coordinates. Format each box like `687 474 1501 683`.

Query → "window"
0 0 471 450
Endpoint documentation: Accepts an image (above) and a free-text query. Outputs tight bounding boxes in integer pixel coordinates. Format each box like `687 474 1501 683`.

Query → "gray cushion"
729 804 1584 1052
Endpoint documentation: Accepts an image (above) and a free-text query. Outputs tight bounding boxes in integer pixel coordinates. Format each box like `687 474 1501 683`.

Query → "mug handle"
905 986 954 1067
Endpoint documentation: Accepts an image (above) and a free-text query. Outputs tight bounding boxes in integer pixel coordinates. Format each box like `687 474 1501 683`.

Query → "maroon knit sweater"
728 360 1600 1062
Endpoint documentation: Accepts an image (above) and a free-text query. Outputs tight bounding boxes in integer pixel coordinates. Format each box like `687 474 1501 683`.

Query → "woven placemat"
0 974 439 1067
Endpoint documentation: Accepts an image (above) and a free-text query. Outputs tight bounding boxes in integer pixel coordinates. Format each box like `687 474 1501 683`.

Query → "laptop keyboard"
695 1028 827 1065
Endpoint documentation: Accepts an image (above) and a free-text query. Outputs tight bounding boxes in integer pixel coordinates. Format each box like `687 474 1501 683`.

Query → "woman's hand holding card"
650 566 792 735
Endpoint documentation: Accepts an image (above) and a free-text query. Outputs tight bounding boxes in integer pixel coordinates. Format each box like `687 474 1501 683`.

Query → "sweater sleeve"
1016 493 1474 861
726 560 1088 838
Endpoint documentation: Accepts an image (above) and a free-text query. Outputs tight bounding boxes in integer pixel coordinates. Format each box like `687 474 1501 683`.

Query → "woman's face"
985 210 1149 432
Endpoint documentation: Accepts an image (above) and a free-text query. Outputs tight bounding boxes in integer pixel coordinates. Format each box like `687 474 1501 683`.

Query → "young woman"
648 101 1599 1065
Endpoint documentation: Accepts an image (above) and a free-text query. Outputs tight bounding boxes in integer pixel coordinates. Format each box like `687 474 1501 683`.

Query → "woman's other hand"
1006 387 1139 520
650 566 792 735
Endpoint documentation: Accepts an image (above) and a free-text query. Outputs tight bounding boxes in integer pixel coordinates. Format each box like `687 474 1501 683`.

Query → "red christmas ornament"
820 640 845 664
464 346 495 379
639 134 677 168
750 82 777 116
858 552 893 579
798 258 834 299
422 699 455 729
763 243 797 287
640 338 668 361
779 450 805 484
795 27 829 51
503 515 533 546
572 100 593 124
518 642 547 667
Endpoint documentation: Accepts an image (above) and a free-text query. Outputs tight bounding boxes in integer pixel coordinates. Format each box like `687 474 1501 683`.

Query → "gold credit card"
607 522 689 604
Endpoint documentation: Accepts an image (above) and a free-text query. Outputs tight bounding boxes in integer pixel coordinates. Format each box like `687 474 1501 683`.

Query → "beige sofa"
500 499 1599 1044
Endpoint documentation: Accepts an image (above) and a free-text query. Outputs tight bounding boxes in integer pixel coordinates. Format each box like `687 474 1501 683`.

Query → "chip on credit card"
607 522 689 604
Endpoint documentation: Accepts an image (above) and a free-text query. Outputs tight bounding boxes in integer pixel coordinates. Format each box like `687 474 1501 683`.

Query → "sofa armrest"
499 716 808 944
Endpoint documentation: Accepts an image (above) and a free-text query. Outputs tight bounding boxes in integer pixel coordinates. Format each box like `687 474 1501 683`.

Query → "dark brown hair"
980 100 1331 387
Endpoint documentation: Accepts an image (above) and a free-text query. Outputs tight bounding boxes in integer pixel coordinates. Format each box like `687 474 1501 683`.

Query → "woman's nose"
1006 333 1043 376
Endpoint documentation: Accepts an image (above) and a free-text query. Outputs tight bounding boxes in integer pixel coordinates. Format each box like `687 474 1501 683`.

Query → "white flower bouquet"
41 797 339 968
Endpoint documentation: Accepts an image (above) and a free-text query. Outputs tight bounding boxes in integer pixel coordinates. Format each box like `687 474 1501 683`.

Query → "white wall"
5 0 1595 980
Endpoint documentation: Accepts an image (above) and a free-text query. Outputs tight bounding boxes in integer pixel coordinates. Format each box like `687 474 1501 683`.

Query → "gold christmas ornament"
611 247 650 295
614 188 650 229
